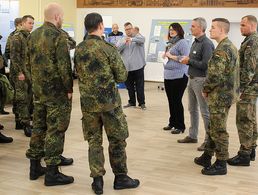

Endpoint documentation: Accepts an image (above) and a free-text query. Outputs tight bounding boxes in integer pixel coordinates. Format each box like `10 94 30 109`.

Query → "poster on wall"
0 0 10 13
147 19 192 63
0 0 19 53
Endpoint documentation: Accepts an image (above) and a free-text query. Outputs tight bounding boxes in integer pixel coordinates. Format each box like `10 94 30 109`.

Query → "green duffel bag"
0 73 14 104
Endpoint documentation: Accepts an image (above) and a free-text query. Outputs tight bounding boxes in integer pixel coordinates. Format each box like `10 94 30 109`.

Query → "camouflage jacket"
203 37 240 107
5 29 17 60
74 35 127 112
9 29 30 79
27 22 73 103
60 29 76 50
239 32 258 96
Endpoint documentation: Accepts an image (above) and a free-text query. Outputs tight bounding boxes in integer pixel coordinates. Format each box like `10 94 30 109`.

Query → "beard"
57 20 62 29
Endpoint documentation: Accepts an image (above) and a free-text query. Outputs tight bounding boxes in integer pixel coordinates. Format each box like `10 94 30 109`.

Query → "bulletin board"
147 19 192 63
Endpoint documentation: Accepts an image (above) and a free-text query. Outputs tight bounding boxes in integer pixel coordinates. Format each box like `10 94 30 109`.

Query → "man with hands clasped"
177 18 214 151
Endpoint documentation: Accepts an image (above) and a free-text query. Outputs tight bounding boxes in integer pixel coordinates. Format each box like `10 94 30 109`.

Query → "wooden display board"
77 0 258 8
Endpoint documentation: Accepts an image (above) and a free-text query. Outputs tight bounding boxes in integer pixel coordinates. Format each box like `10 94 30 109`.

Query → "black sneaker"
0 132 13 143
201 159 227 176
227 153 250 166
114 174 140 190
140 104 146 110
59 155 73 166
194 152 212 168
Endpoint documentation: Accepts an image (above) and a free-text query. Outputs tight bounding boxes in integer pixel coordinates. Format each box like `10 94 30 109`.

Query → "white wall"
0 0 19 52
76 8 258 82
19 0 76 25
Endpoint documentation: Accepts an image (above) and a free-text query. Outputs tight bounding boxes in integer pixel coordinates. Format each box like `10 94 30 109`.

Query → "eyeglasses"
125 28 132 31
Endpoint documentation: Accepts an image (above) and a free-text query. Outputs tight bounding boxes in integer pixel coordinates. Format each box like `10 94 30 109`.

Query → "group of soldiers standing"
0 16 33 142
0 1 257 195
186 16 258 176
1 3 140 194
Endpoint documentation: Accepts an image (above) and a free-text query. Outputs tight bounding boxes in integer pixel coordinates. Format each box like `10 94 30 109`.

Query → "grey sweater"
117 34 146 71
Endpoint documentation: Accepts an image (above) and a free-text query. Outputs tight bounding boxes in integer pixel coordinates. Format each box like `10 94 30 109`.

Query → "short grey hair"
193 17 207 32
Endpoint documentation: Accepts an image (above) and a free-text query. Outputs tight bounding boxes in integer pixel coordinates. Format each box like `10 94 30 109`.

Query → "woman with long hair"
162 23 190 134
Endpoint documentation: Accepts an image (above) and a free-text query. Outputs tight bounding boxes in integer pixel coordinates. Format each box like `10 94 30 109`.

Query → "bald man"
26 3 74 186
107 23 123 45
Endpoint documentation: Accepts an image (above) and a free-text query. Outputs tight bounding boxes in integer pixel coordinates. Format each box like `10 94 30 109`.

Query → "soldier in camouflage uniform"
5 17 22 60
228 15 258 166
194 18 239 175
0 35 9 115
4 18 22 125
74 13 140 194
9 15 34 137
25 3 74 186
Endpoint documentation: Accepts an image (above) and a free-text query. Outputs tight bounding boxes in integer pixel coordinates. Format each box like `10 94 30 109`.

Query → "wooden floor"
0 81 258 195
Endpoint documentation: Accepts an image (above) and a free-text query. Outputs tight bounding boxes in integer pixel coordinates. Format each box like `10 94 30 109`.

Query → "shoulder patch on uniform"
14 31 20 36
215 50 226 57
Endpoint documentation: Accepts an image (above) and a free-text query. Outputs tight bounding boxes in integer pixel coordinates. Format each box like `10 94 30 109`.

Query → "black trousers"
125 67 145 106
164 75 188 130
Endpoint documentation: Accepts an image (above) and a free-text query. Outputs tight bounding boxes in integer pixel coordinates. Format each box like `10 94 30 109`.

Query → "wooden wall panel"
77 0 258 8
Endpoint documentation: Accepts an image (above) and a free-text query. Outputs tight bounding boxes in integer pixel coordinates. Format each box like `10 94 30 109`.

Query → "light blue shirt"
117 34 146 71
164 39 190 80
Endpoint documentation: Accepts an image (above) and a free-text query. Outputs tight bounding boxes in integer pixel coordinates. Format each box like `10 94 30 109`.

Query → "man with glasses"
117 22 146 110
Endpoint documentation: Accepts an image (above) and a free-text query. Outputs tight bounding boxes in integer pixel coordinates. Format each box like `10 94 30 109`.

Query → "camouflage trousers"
0 82 6 111
26 99 71 165
82 106 129 178
236 95 257 155
205 106 230 160
12 78 32 126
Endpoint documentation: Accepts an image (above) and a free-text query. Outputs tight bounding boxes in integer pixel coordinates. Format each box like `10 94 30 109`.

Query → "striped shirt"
164 39 190 80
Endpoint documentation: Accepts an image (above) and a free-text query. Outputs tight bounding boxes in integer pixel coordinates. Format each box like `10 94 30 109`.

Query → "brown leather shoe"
163 126 172 131
197 142 206 151
177 136 197 143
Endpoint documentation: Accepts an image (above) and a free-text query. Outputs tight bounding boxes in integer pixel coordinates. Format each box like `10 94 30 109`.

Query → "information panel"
147 19 192 63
